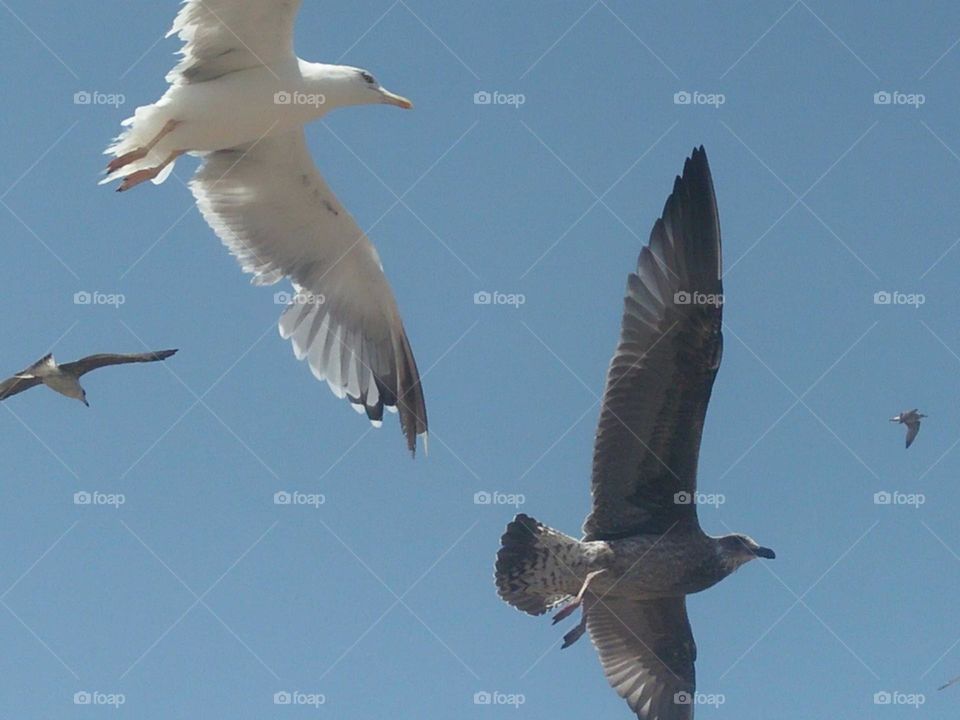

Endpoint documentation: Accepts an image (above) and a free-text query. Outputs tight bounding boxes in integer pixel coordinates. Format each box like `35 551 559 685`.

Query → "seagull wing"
166 0 302 84
588 596 696 719
904 420 921 449
583 147 723 541
0 354 57 400
0 374 42 401
59 350 179 377
190 129 427 454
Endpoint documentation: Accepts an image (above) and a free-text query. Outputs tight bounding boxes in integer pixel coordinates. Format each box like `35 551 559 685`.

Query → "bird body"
14 355 87 405
0 350 178 406
495 148 773 719
498 517 757 605
103 61 403 183
890 408 926 448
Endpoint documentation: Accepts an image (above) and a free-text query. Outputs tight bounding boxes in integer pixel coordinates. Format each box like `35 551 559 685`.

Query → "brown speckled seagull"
495 147 774 720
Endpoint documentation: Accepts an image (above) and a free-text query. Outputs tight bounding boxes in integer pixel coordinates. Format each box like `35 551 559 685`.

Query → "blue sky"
1 1 960 717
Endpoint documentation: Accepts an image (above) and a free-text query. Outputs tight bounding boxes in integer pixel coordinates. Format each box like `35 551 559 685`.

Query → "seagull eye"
360 72 377 86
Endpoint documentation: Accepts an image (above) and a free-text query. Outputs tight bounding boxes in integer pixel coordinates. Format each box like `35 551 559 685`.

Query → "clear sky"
1 1 959 718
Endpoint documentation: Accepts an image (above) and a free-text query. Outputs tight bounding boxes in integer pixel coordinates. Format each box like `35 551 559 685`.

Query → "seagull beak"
380 89 414 109
753 546 776 560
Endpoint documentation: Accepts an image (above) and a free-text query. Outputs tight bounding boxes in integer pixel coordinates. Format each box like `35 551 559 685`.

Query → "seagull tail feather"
495 514 583 616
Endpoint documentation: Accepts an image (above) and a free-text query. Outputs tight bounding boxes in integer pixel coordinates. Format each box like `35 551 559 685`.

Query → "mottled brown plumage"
494 148 773 720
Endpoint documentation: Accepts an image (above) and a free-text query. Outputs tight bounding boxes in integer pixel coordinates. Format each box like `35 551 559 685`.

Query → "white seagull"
102 0 427 454
0 350 178 406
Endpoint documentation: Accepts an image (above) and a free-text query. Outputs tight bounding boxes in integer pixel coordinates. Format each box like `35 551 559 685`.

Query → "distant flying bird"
101 0 427 454
939 674 960 691
0 350 178 406
495 147 774 720
890 409 926 449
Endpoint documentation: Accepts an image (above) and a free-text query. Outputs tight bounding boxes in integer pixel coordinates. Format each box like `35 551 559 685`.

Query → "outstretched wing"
905 421 921 448
587 596 696 719
584 147 722 541
166 0 302 84
190 130 427 454
0 375 42 401
0 354 56 400
60 350 178 377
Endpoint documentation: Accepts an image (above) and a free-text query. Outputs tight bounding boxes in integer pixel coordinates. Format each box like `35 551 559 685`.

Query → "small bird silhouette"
0 350 177 406
939 674 960 691
889 409 926 449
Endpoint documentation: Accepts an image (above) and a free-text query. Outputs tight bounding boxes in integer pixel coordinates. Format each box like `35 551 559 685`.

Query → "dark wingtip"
395 329 427 459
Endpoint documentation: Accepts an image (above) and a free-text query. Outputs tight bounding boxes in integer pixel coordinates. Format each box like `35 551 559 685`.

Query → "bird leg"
117 150 183 192
552 569 605 625
560 593 598 649
561 619 586 648
107 119 181 174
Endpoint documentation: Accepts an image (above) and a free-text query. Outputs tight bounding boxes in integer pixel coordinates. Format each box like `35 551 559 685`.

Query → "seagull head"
314 65 413 110
717 533 775 572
